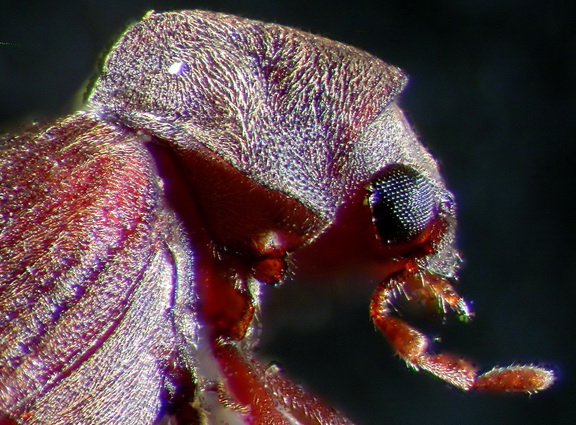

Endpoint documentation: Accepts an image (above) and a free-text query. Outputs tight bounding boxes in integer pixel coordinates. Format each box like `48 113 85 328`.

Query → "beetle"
0 9 554 425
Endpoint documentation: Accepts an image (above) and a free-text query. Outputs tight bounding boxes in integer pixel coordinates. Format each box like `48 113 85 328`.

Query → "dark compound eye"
368 164 437 245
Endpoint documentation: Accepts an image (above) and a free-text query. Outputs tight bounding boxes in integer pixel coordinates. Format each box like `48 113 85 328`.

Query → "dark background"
0 1 573 424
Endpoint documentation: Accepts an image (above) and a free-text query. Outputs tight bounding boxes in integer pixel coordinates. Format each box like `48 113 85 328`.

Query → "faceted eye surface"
368 164 437 245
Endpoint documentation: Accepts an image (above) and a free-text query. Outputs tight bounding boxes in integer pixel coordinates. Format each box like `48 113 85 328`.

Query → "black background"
0 1 573 424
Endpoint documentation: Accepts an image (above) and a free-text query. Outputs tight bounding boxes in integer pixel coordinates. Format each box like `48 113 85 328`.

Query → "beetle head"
87 10 459 277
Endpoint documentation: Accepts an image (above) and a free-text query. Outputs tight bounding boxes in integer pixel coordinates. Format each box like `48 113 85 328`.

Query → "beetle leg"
211 339 354 425
370 267 554 392
198 260 256 341
370 269 477 390
211 340 293 425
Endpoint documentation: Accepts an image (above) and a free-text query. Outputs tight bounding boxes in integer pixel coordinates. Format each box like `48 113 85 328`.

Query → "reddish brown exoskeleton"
0 10 554 425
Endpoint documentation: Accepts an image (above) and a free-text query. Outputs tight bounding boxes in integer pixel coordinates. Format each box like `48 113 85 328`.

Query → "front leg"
211 339 354 425
194 258 356 424
370 266 555 392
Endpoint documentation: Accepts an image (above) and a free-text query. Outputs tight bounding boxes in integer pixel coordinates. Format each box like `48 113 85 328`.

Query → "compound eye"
368 164 437 245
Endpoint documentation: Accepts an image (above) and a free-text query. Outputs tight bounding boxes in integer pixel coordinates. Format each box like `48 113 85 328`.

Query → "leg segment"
212 339 355 425
370 267 554 392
